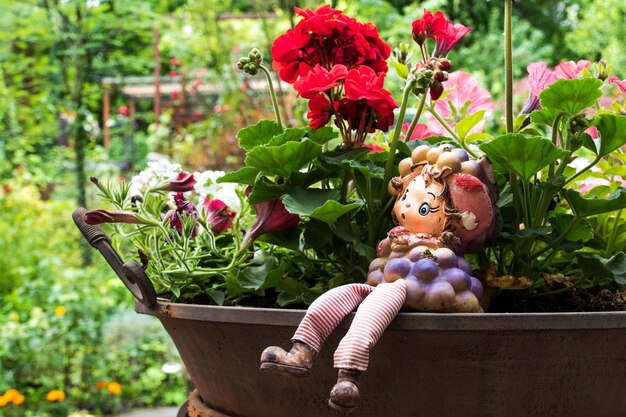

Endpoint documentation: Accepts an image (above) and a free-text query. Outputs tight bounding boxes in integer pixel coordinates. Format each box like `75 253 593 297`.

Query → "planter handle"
72 207 157 307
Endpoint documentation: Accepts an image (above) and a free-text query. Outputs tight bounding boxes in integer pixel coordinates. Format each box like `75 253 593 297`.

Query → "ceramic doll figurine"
260 144 498 412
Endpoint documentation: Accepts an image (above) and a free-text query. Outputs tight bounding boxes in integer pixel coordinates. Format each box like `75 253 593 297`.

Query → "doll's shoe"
260 341 317 377
328 369 361 412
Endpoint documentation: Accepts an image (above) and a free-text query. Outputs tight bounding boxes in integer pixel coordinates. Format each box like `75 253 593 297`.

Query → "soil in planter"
488 287 626 312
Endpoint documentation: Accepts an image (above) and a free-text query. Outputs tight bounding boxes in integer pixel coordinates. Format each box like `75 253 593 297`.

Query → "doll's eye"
418 203 430 216
401 190 408 201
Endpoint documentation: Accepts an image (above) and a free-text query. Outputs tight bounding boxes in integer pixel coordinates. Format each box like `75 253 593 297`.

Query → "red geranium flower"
411 10 448 45
307 95 334 130
293 65 348 99
201 197 235 234
433 21 471 58
271 5 390 84
344 66 397 124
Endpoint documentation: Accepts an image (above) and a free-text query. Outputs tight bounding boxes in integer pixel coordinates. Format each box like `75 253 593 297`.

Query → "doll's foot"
328 369 361 412
260 341 317 377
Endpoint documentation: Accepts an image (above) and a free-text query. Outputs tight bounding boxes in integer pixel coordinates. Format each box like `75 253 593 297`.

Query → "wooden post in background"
103 86 110 149
153 28 162 119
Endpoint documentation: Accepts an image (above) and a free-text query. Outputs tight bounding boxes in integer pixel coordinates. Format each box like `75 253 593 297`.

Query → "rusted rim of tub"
135 298 626 331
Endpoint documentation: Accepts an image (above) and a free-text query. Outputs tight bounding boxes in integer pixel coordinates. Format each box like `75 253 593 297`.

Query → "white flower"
129 154 182 196
193 169 241 212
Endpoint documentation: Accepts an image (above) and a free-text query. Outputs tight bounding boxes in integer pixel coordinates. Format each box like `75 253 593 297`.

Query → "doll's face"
394 174 447 236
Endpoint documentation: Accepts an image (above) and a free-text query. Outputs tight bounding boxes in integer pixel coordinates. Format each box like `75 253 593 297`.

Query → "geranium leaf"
217 166 259 185
529 108 562 126
576 252 626 285
564 187 626 218
342 160 385 179
267 128 308 146
548 213 594 242
478 134 568 180
248 176 289 205
283 188 362 225
539 78 603 114
456 110 485 141
245 139 322 177
237 120 282 150
205 289 225 306
465 132 493 143
593 114 626 157
307 126 338 145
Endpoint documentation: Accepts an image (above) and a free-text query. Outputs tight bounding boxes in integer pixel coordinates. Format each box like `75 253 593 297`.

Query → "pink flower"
243 188 300 246
585 126 599 139
403 122 436 141
171 90 179 100
553 60 591 80
169 70 177 77
118 106 129 117
162 171 197 192
364 143 385 153
201 197 235 234
609 75 626 94
433 21 471 58
164 192 198 236
84 210 144 225
521 60 590 114
426 71 494 136
169 58 182 66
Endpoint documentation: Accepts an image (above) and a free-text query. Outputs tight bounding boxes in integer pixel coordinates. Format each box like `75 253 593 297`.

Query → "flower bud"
597 59 611 82
237 48 263 76
394 43 411 66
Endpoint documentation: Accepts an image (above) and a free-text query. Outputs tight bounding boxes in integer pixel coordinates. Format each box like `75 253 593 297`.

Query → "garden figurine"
260 144 498 411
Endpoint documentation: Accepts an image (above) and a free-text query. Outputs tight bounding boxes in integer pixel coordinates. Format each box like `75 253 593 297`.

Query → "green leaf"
393 61 409 79
237 120 282 150
205 289 225 306
576 252 626 285
307 126 338 145
529 108 562 126
593 114 626 157
282 188 362 225
456 110 485 141
539 78 603 114
465 132 493 143
267 128 308 147
248 176 289 205
342 159 385 179
478 134 568 180
320 147 369 166
564 187 626 218
237 251 284 291
217 167 259 185
548 213 594 242
245 139 322 177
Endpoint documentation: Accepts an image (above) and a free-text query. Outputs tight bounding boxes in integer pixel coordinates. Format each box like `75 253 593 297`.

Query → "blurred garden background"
1 0 624 415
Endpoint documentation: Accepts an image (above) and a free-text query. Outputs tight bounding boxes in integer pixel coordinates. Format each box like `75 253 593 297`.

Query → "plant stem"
260 64 284 131
404 93 428 142
564 156 601 186
606 209 623 257
381 78 416 200
531 217 580 261
504 0 514 133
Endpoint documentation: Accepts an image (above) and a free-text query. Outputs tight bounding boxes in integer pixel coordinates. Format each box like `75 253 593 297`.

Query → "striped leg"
333 279 407 371
292 284 374 353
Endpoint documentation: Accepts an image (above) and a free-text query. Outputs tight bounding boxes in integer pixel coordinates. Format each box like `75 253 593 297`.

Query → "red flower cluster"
271 5 390 83
272 5 396 146
410 10 471 100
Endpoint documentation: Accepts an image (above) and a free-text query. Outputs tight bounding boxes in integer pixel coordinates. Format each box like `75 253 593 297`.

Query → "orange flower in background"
54 306 66 316
46 389 66 402
95 381 107 389
107 382 122 395
0 389 24 406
